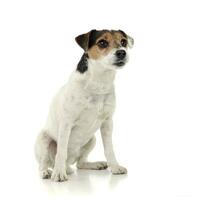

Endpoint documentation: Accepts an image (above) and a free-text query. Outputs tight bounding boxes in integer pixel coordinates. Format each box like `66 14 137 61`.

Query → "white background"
0 0 200 199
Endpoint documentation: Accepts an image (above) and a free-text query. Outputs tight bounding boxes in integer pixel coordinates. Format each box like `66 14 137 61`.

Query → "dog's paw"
110 165 127 175
40 169 52 179
51 168 68 182
93 161 108 170
66 166 74 174
77 161 108 170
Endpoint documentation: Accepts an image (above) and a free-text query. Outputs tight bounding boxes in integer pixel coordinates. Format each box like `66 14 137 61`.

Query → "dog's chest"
75 93 115 129
86 94 113 119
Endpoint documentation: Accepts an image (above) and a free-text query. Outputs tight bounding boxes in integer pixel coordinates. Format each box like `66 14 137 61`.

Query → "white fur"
35 47 131 182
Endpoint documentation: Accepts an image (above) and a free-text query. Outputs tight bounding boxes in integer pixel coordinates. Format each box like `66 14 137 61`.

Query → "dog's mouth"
114 61 125 67
113 59 127 67
113 55 128 67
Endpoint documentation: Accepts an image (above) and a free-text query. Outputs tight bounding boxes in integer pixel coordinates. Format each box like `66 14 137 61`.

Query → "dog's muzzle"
114 50 127 67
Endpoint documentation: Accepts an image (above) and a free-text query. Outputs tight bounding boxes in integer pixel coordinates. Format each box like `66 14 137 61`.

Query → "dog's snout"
116 50 126 60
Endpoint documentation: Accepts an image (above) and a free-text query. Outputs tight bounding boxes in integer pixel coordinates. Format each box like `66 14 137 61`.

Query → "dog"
35 29 134 182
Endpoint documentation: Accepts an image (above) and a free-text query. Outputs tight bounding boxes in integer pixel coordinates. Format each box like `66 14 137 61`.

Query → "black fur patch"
76 53 88 73
88 30 107 49
118 30 127 38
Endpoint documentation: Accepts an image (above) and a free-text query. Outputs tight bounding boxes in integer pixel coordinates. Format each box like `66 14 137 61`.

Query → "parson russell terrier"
35 29 134 182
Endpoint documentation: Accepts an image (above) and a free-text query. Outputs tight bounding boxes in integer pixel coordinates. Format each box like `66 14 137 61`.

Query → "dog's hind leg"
77 136 108 170
35 130 54 179
46 140 74 175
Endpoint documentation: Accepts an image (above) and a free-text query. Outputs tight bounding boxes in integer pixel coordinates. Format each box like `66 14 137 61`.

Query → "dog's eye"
97 40 109 48
121 39 127 47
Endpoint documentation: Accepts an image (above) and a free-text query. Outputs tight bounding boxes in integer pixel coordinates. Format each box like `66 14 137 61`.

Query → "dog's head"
75 29 134 71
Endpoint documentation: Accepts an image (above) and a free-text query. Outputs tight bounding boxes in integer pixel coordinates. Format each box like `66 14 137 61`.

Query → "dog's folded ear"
75 30 96 51
119 30 134 48
127 35 134 48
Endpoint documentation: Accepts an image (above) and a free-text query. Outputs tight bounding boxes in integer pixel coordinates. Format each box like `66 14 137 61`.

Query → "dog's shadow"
39 169 127 196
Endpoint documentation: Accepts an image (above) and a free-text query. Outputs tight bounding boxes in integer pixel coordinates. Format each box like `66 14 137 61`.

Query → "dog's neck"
85 61 116 94
81 60 116 94
74 54 116 94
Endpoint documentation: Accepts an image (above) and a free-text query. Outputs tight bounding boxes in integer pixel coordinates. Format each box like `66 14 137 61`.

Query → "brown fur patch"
87 31 127 60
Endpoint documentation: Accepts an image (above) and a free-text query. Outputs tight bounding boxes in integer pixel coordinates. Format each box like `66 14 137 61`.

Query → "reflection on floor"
39 168 128 197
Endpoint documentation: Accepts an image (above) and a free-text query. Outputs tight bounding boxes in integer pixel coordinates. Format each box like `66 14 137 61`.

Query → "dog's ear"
119 30 134 48
127 35 134 48
75 30 96 51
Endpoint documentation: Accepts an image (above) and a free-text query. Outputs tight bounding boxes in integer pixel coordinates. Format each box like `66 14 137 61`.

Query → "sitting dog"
35 29 134 182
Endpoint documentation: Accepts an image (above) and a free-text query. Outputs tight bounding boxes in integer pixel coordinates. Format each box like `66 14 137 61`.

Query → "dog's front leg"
51 123 71 182
100 117 127 174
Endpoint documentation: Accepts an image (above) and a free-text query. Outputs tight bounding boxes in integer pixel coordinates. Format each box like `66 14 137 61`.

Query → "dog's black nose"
116 50 126 60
